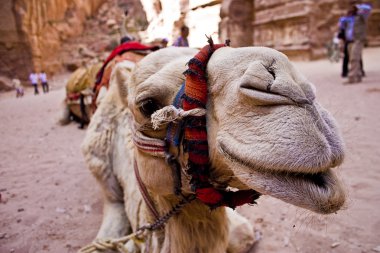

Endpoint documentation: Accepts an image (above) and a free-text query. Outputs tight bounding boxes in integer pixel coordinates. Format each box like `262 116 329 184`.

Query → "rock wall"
366 1 380 46
0 0 106 82
220 0 380 60
1 0 379 83
219 0 253 47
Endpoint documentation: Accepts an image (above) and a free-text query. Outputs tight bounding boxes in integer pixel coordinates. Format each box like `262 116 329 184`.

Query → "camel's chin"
219 145 346 214
238 168 346 214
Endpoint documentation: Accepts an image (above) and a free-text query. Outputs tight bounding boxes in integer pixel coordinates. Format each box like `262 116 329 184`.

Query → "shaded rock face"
366 1 380 46
219 0 253 47
0 0 106 81
118 0 148 33
0 1 33 82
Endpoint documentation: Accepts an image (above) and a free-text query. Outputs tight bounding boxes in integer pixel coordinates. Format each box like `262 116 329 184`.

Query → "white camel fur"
81 46 346 253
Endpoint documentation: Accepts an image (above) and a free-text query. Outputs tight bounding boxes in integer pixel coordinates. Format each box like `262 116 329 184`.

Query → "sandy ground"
0 48 380 253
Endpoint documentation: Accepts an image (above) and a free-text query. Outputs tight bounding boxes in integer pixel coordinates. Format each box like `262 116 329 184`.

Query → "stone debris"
83 204 92 213
283 236 290 247
55 207 66 214
331 242 340 248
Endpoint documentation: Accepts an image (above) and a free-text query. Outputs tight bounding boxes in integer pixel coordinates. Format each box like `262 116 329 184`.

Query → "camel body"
82 46 346 253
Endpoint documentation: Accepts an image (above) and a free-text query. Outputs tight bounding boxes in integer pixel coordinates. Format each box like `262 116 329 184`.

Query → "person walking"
29 71 39 95
39 71 49 93
346 2 372 84
173 25 189 47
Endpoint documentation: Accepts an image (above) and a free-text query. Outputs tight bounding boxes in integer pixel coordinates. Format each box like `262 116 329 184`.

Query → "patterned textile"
92 41 158 111
171 38 261 208
95 41 158 86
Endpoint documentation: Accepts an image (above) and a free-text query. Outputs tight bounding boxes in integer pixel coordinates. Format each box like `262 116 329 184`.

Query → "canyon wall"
0 0 106 81
1 0 379 83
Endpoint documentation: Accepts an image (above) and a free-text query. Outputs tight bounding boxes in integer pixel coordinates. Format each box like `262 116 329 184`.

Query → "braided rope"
78 230 144 253
78 196 195 253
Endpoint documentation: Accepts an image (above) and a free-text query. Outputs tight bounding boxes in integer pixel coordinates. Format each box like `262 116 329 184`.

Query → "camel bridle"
132 38 260 222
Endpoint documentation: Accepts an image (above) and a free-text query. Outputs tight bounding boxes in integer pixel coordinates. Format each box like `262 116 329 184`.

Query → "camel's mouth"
219 142 346 214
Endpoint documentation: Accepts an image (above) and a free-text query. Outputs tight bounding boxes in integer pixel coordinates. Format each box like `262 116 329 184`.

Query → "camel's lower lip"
219 142 346 214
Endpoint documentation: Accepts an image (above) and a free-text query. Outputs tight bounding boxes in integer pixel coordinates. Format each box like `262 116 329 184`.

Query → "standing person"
29 71 39 95
12 78 24 98
173 25 189 47
39 71 49 93
346 2 372 84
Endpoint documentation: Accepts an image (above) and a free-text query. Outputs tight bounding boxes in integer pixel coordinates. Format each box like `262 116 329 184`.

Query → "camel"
81 42 346 253
60 41 158 128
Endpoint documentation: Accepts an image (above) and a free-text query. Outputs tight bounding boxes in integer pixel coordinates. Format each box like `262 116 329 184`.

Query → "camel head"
114 45 346 215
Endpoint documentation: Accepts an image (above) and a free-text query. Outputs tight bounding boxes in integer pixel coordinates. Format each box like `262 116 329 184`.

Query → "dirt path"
1 48 380 253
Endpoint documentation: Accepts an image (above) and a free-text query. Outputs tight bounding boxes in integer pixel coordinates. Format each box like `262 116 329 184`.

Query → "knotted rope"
78 230 144 253
151 105 206 130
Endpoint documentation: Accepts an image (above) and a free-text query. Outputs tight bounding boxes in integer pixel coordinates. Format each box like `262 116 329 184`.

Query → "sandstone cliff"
1 0 379 84
0 0 106 82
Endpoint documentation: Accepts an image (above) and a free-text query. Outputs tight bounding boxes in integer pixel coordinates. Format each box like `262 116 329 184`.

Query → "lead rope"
78 159 195 253
134 159 161 221
78 196 194 253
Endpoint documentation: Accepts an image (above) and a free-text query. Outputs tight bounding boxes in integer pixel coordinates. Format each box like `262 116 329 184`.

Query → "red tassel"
224 190 261 208
196 188 223 205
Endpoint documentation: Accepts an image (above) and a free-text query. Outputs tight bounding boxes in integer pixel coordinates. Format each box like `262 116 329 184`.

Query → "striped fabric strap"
132 124 166 157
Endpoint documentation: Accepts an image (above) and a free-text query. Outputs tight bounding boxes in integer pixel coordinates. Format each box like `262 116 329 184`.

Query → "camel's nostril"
267 68 275 80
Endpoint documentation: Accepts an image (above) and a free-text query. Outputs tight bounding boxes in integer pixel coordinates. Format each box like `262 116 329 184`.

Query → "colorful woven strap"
132 124 166 158
180 38 260 208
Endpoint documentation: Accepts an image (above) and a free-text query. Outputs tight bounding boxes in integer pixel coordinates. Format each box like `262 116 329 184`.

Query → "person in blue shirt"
29 71 39 95
39 71 49 93
173 26 189 47
338 9 356 77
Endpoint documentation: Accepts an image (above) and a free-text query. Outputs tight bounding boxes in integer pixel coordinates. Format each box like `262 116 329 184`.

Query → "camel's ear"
111 61 135 106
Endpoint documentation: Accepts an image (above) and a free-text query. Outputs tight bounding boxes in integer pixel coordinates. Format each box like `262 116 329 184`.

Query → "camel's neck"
152 197 229 253
129 119 229 252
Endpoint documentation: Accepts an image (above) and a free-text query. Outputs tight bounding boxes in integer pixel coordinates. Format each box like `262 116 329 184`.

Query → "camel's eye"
139 99 160 117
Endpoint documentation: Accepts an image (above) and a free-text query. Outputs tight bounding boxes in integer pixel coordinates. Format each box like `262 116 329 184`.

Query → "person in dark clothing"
338 9 355 77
